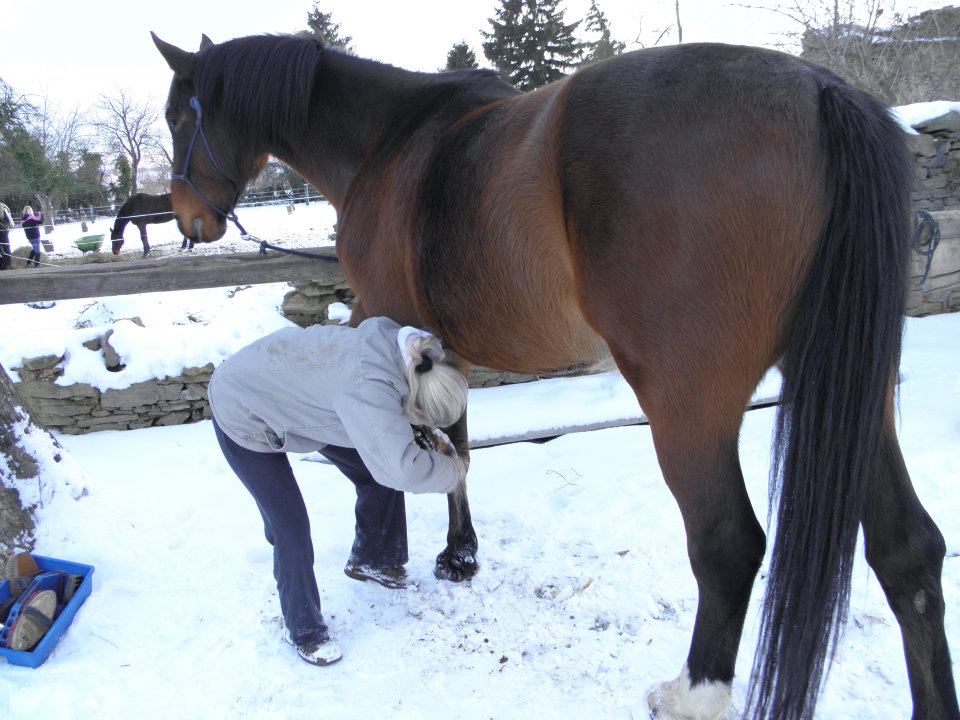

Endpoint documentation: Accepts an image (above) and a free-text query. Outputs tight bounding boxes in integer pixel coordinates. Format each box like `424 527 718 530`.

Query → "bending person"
208 316 468 666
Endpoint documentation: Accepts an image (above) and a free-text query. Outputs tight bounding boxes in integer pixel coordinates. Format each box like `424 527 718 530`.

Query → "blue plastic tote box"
0 555 94 668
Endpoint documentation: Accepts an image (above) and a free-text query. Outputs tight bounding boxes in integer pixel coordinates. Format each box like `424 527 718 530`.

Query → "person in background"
0 203 13 270
208 316 469 667
21 205 44 268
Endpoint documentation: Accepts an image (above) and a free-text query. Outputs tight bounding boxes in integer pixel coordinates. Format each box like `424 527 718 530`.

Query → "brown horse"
152 33 957 720
111 192 191 256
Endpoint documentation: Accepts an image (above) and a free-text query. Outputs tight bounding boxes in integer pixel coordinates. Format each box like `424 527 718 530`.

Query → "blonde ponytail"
401 333 468 428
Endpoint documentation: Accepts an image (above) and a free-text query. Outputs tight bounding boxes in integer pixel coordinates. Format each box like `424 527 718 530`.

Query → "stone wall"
13 353 214 435
281 279 355 328
907 110 960 212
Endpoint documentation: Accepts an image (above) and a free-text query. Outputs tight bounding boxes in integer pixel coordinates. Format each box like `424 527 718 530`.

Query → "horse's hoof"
647 665 731 720
434 546 479 582
645 666 732 720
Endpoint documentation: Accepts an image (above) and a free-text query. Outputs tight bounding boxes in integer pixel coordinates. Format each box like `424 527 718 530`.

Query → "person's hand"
430 428 469 477
412 425 436 451
412 426 469 486
429 428 455 456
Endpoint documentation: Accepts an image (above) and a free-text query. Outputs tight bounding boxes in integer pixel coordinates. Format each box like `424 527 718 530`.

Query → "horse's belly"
444 279 611 375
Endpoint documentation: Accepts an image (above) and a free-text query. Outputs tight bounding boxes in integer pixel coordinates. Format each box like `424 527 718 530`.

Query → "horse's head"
152 33 266 243
110 233 123 255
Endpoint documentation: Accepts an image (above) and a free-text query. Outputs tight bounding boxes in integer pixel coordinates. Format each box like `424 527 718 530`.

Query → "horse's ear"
199 34 214 51
151 32 196 79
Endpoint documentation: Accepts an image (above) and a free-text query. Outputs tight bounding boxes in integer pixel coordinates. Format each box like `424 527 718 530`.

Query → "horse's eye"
167 116 177 131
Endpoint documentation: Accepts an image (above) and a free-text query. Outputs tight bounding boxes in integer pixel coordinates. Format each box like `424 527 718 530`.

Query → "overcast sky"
2 0 947 112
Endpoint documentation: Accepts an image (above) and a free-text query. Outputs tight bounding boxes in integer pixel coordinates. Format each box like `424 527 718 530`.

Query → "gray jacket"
208 316 463 494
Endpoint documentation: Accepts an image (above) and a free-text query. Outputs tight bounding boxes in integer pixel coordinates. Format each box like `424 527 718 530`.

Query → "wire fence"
0 229 307 271
12 186 326 227
0 184 335 269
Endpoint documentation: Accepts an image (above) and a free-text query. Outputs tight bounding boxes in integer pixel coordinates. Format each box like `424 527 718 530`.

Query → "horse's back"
360 44 848 375
411 45 832 372
117 193 173 222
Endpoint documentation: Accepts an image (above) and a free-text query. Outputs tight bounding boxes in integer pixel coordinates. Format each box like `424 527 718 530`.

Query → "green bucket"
74 233 104 253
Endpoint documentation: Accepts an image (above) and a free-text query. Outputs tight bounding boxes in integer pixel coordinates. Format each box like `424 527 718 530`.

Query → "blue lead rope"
250 235 340 262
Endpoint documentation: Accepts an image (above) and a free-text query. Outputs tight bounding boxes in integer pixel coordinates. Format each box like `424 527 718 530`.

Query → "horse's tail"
746 79 912 719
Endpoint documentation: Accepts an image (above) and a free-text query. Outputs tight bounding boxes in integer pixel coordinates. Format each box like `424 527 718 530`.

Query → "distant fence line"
42 186 325 225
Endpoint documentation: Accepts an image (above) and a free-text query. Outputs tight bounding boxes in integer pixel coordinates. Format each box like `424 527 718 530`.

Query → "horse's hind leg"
862 421 959 719
633 374 765 719
139 225 150 257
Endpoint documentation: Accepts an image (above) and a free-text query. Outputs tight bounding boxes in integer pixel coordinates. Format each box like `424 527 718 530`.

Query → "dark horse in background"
111 192 191 256
153 33 958 720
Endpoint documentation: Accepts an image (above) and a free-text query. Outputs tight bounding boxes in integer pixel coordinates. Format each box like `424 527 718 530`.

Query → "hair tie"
415 355 433 374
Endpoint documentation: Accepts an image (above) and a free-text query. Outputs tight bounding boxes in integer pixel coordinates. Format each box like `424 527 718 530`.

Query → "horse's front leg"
434 407 479 582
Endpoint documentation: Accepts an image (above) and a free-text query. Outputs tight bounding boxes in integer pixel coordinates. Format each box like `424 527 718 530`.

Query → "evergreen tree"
305 4 354 54
483 0 584 91
63 149 108 208
111 155 132 204
445 41 479 71
581 0 625 65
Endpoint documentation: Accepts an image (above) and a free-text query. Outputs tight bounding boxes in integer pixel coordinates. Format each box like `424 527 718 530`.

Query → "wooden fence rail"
0 247 343 305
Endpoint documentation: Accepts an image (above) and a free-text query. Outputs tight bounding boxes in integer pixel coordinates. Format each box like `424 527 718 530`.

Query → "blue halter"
170 96 249 236
170 96 338 262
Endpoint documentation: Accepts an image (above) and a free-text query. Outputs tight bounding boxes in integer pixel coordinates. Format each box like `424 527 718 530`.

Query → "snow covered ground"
0 281 958 718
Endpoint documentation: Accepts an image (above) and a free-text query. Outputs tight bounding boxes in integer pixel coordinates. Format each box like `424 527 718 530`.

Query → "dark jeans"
0 231 9 270
212 420 407 644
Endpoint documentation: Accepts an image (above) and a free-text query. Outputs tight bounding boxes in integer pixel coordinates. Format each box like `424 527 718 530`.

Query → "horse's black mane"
194 34 514 144
195 35 322 143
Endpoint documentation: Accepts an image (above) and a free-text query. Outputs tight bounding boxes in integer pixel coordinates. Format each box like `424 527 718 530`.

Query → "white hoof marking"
646 665 732 720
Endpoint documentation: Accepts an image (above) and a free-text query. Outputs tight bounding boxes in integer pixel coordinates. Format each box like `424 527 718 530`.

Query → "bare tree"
631 19 675 49
93 90 159 195
148 133 173 169
676 0 683 43
741 1 960 104
32 96 88 230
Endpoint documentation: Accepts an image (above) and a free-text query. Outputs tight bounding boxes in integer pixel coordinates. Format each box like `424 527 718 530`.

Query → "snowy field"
0 278 958 719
